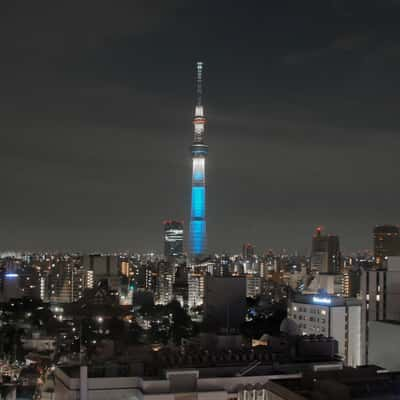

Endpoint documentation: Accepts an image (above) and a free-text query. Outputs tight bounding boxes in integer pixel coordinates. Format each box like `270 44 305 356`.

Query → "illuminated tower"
189 62 208 259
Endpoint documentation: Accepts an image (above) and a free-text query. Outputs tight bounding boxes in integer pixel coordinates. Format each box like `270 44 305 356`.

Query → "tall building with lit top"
373 224 400 266
164 220 184 258
189 62 208 259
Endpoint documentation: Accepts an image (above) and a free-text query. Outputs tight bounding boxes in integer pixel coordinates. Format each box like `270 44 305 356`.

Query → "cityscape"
2 2 400 400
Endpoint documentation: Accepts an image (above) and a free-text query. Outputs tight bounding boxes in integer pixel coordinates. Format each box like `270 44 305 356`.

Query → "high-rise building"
188 272 205 310
44 259 86 304
155 262 174 305
163 220 184 258
373 225 400 266
310 227 341 273
242 243 255 259
189 62 208 260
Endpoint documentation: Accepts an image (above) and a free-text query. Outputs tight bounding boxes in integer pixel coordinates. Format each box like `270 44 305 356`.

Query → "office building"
373 224 400 266
288 293 361 367
189 62 208 259
310 227 341 273
163 220 184 259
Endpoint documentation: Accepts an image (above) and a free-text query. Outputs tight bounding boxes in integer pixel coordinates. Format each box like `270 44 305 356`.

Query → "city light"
312 296 331 305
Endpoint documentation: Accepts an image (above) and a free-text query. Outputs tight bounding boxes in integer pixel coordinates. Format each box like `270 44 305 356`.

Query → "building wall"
289 300 360 367
330 307 346 359
368 321 400 371
347 305 361 367
55 367 302 400
360 257 400 364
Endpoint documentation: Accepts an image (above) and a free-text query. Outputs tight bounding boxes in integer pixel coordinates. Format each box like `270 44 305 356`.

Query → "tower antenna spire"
196 61 203 107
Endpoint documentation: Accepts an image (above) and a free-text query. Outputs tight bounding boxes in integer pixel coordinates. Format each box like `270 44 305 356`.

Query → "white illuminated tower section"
189 62 208 259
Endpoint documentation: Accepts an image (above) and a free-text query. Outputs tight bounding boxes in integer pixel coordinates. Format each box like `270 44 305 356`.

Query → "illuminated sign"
312 296 331 305
5 273 18 278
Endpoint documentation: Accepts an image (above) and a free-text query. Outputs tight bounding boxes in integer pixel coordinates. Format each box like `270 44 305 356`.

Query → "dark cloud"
1 1 400 253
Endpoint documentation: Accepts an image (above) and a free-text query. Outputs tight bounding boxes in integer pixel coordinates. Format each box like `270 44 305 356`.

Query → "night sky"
1 1 400 254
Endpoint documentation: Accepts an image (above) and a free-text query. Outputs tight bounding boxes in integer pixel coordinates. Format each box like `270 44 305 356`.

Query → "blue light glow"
190 220 206 255
191 186 205 218
193 169 204 181
190 185 206 256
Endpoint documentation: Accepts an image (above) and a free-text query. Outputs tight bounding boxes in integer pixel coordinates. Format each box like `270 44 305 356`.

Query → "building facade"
310 227 341 273
288 293 361 367
163 220 184 259
360 256 400 364
373 224 400 266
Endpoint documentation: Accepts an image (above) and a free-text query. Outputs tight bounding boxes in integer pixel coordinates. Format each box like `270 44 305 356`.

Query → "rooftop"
268 366 400 400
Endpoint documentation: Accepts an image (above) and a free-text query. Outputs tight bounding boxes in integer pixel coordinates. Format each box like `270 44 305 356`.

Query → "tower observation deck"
189 62 208 259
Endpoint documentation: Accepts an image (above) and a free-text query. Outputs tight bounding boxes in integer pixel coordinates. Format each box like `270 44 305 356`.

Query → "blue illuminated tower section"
190 62 208 259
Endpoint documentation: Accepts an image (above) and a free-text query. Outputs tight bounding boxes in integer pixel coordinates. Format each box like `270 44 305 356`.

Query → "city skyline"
2 2 400 252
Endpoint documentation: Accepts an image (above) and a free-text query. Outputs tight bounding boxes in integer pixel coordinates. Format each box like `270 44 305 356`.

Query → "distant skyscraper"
310 227 341 273
242 243 255 259
164 220 184 258
189 62 208 259
373 225 400 266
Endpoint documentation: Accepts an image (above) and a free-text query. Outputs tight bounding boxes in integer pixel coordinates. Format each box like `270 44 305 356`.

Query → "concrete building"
360 256 400 364
258 367 400 400
288 293 361 367
55 346 343 400
54 366 297 400
368 320 400 371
